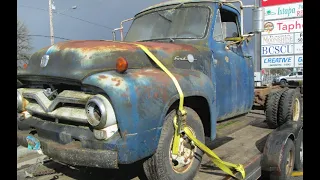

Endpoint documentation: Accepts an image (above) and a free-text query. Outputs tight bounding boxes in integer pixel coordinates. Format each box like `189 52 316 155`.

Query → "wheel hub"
293 98 301 121
170 127 196 173
285 150 294 175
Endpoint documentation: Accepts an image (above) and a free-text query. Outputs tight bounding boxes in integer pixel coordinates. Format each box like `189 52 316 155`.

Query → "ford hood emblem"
40 55 50 67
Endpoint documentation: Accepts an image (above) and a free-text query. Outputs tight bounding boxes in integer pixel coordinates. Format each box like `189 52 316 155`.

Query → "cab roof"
138 0 238 15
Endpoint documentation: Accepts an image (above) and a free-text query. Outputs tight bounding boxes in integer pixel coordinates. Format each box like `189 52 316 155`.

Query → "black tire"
278 89 302 126
143 107 205 180
294 129 303 170
270 139 295 180
280 79 287 86
265 90 284 129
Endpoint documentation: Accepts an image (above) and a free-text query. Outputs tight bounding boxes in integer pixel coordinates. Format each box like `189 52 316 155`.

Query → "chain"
24 158 57 177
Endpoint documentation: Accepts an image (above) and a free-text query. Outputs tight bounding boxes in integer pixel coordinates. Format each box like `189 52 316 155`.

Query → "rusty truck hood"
17 40 200 81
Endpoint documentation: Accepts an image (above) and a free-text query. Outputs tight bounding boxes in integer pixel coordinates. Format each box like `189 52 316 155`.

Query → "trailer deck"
196 112 272 180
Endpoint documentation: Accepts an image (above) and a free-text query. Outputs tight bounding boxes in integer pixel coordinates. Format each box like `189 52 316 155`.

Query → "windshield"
124 6 210 42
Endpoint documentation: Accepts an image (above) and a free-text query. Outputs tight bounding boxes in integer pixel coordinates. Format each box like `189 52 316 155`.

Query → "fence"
261 74 277 85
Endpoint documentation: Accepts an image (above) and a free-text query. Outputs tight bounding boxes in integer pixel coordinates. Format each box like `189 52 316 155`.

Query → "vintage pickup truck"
17 0 302 180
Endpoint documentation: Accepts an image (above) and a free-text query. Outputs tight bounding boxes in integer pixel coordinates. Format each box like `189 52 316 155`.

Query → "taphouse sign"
262 18 303 35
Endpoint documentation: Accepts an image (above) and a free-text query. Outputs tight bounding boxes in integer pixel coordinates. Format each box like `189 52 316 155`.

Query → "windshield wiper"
172 3 184 10
138 37 177 42
157 3 184 23
157 12 172 22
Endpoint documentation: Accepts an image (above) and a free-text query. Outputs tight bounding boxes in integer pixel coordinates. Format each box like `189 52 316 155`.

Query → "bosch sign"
261 44 294 56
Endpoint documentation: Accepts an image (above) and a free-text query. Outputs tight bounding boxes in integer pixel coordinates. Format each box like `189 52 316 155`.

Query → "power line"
18 34 71 40
57 12 114 31
19 5 115 31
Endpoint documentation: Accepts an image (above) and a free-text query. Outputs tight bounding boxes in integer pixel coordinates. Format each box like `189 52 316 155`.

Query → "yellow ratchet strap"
135 43 186 155
135 44 245 179
134 44 185 111
292 171 303 177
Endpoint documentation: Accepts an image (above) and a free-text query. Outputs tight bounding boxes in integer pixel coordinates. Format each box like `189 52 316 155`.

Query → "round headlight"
85 94 116 129
17 90 23 112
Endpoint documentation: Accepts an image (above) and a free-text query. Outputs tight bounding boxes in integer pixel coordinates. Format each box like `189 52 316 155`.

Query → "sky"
17 0 256 55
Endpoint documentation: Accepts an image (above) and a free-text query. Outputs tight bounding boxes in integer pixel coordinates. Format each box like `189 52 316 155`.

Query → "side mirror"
252 7 265 33
243 32 255 43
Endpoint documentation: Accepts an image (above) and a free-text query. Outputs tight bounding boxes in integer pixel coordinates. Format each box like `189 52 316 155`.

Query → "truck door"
210 5 252 121
297 71 303 81
287 72 296 81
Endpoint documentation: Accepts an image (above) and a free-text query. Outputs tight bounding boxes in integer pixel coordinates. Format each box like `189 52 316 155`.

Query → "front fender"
82 68 216 164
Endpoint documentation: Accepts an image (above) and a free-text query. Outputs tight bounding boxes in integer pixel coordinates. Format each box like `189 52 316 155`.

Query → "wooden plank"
195 122 273 180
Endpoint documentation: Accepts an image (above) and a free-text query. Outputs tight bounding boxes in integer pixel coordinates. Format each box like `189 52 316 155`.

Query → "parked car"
273 71 303 86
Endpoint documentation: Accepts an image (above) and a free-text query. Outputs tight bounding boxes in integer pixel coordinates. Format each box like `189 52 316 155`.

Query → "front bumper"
17 117 119 169
272 79 280 85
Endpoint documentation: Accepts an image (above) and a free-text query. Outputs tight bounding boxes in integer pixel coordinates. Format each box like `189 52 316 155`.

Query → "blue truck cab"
17 1 258 179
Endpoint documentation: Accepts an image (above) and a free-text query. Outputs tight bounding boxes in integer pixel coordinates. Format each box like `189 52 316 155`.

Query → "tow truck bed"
196 112 274 180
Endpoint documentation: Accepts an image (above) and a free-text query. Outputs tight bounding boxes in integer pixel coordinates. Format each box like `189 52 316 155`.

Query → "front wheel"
280 79 287 86
143 107 205 180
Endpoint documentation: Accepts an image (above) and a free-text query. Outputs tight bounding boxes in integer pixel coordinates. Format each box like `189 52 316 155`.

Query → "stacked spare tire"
265 88 303 129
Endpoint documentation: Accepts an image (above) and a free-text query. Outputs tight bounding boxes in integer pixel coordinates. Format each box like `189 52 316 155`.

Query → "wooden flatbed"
195 109 303 180
196 111 272 180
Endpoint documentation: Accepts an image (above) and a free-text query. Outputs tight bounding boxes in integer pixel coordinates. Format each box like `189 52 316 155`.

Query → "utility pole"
254 0 261 73
49 0 54 45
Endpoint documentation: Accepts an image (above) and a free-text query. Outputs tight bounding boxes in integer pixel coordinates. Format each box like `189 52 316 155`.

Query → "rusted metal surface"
17 130 119 169
254 86 283 106
18 40 201 81
82 68 216 163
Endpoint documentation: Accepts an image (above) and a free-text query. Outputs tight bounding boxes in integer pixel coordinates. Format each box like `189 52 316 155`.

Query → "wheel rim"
293 98 301 121
285 149 294 176
300 141 303 164
169 126 196 173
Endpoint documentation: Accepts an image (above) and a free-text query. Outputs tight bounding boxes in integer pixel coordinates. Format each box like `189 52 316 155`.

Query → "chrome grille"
18 88 94 125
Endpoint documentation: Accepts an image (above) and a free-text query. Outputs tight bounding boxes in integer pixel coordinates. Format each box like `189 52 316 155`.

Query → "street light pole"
254 0 261 72
49 0 54 45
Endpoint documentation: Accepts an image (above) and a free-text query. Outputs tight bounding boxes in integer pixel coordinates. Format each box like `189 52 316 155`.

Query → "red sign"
261 0 303 7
